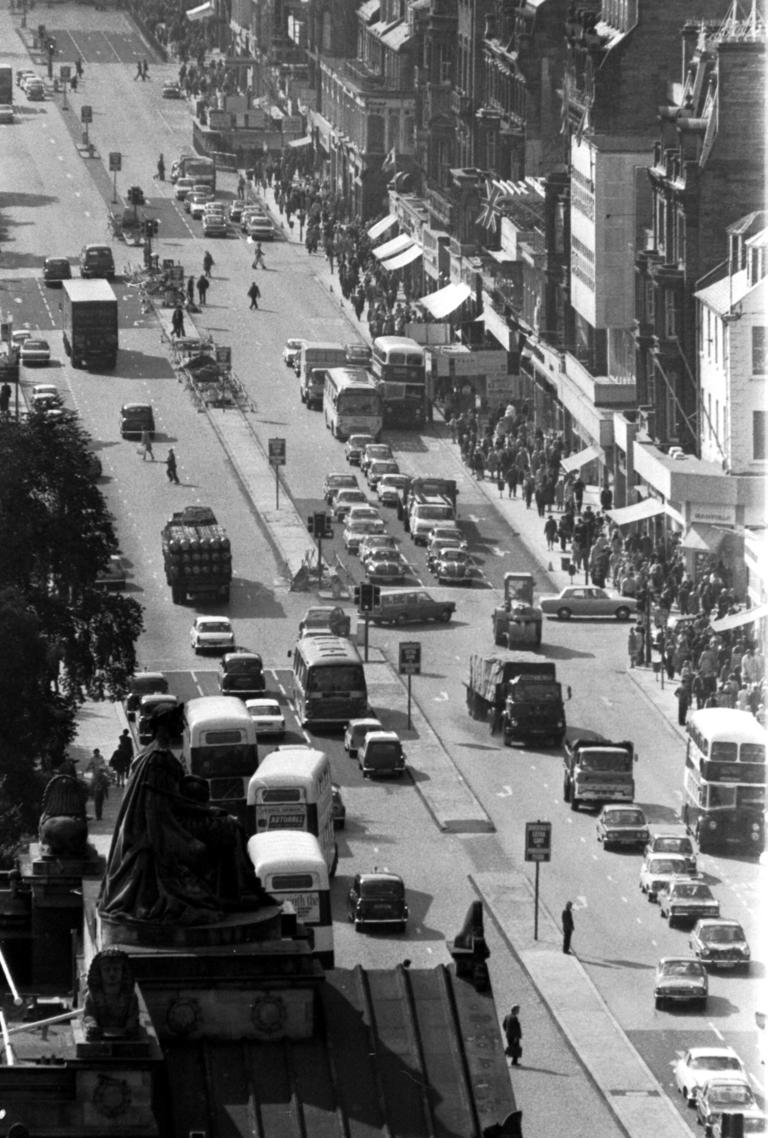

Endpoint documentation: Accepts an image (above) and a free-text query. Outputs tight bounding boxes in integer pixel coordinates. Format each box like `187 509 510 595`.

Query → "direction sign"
268 437 286 467
80 104 92 124
109 151 122 171
59 65 71 81
399 641 421 676
524 820 552 862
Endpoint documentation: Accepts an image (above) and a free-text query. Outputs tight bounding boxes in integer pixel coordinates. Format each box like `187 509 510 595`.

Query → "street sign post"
524 820 552 940
268 437 286 508
80 104 92 151
108 151 122 203
399 641 421 728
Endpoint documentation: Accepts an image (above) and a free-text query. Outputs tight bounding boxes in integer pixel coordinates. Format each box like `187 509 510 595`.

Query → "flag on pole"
476 178 503 231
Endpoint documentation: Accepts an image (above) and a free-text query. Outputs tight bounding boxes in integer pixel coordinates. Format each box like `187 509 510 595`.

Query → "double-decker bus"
370 335 426 428
246 746 337 876
323 367 383 440
682 708 766 853
181 696 258 827
290 635 368 729
247 830 334 966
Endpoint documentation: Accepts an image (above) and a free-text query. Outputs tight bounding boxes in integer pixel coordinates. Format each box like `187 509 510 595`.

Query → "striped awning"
381 242 422 271
373 232 414 260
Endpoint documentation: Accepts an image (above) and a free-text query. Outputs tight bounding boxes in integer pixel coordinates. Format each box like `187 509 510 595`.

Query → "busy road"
1 8 764 1135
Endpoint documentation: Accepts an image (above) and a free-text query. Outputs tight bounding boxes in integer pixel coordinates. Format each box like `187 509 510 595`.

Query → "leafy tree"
0 411 144 852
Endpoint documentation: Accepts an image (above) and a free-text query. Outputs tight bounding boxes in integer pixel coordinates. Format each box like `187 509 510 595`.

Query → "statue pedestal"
20 846 104 988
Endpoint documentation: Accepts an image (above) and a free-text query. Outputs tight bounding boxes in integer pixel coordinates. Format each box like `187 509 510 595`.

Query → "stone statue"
98 704 269 926
82 948 140 1041
448 900 491 991
39 772 89 857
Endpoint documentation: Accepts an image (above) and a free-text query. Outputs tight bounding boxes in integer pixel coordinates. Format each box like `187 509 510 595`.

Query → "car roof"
197 615 232 624
245 698 280 709
358 871 403 884
362 730 400 744
694 918 742 929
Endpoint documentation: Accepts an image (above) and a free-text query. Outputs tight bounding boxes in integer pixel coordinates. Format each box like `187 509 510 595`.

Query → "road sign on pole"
268 437 285 508
399 641 421 728
524 820 552 942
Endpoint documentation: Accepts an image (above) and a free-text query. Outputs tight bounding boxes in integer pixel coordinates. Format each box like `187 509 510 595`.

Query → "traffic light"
144 218 159 237
47 37 56 56
358 583 380 612
721 1116 744 1138
353 586 361 606
307 515 316 535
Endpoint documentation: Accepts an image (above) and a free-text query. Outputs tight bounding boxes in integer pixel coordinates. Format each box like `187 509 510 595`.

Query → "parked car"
345 433 375 465
95 554 127 591
20 338 51 366
245 697 286 737
137 693 180 744
358 730 406 778
367 587 455 626
25 79 45 101
323 472 358 504
119 402 155 439
644 832 698 873
218 651 266 697
658 879 720 927
189 616 235 655
595 804 650 850
673 1046 747 1106
125 671 168 719
377 473 411 507
43 257 72 286
347 871 408 932
343 717 383 758
331 784 346 829
540 586 638 621
282 337 306 368
654 956 708 1010
689 918 750 970
695 1076 764 1135
638 854 696 900
161 81 182 98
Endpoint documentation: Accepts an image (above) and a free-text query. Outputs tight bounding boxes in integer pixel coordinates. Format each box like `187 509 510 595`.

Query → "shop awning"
419 281 472 319
186 1 213 21
381 242 422 271
368 213 398 241
373 232 414 261
710 603 768 634
288 135 312 149
606 498 685 527
561 444 604 474
680 523 727 553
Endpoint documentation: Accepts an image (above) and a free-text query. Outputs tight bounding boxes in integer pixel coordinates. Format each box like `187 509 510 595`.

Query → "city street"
0 7 764 1136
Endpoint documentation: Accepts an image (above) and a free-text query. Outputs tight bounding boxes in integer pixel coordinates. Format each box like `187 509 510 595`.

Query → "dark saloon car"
347 872 408 932
43 257 72 286
218 651 266 699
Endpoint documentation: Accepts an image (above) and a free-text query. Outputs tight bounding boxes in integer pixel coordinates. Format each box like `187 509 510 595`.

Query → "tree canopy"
0 409 144 840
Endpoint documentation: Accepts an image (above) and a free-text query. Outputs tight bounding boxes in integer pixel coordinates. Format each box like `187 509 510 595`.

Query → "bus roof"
294 636 363 665
184 695 255 729
325 367 376 388
247 830 327 874
688 708 768 745
253 746 329 784
300 341 347 353
373 335 424 354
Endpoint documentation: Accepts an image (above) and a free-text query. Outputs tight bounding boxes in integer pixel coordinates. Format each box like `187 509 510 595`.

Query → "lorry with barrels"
492 572 543 648
161 505 232 604
562 735 637 810
466 652 568 747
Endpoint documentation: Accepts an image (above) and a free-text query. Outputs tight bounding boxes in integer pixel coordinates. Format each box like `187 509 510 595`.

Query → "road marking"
434 691 449 701
497 786 513 798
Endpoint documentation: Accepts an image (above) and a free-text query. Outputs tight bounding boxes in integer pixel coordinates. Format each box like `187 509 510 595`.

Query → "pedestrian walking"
186 274 195 306
202 250 214 278
544 513 558 551
171 305 185 337
141 58 149 81
496 469 506 499
156 153 165 181
91 767 110 822
627 624 643 669
562 900 575 954
140 428 154 462
166 448 180 484
252 242 265 269
237 174 245 200
247 281 261 310
75 56 84 79
572 476 585 513
675 677 692 726
505 466 518 499
134 60 143 80
196 274 209 306
502 1005 522 1066
109 730 133 787
86 748 106 776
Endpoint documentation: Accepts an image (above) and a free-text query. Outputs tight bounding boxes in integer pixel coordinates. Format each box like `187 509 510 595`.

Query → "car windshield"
416 506 453 520
226 657 262 673
703 925 743 944
606 811 644 825
201 622 230 633
674 883 711 899
662 961 703 977
363 880 403 899
654 837 693 854
254 702 280 716
649 860 680 874
690 1056 743 1072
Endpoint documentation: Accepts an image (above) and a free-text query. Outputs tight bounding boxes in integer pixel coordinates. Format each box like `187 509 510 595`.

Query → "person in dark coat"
562 900 575 954
572 476 585 513
247 281 261 310
186 275 195 306
171 305 185 337
196 274 209 306
166 448 180 484
544 514 558 551
502 1005 522 1065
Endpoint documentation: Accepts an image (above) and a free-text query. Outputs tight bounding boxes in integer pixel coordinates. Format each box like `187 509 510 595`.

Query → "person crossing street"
247 281 261 310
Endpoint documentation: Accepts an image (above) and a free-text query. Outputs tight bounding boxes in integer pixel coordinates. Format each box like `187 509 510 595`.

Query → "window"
752 326 766 375
664 292 678 338
753 411 766 461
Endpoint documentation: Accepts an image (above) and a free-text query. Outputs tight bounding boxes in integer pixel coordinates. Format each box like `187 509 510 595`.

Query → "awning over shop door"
373 233 414 260
367 214 398 240
680 523 727 553
606 498 685 527
418 281 472 319
288 135 312 148
186 1 213 21
381 242 422 271
560 444 604 474
710 602 768 633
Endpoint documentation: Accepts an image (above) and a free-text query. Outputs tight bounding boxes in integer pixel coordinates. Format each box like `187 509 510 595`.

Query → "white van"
299 342 349 409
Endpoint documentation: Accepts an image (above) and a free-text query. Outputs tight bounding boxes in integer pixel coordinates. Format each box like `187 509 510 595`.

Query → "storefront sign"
689 503 736 526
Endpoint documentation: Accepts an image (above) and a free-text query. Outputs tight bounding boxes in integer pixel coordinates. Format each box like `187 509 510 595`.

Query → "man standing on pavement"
197 274 209 306
562 900 575 954
186 274 195 307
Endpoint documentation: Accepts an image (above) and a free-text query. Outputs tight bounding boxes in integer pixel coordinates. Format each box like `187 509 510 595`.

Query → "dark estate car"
218 651 266 699
120 402 155 439
79 244 115 280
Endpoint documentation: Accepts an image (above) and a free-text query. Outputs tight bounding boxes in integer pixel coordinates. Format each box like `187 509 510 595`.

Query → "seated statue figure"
82 948 140 1041
98 704 270 927
39 772 89 858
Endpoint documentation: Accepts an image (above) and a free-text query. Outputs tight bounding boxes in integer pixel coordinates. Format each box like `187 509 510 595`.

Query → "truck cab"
563 737 636 811
492 572 543 648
